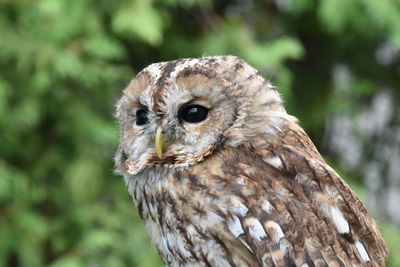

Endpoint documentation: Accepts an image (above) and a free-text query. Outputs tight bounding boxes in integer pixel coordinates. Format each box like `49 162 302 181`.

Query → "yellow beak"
155 127 166 159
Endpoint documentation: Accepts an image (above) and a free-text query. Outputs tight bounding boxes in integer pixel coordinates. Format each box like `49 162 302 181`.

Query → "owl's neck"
126 167 190 220
125 161 256 266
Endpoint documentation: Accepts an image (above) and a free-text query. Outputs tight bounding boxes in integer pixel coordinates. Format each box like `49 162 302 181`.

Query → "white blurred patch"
355 241 371 262
264 220 285 243
227 216 245 238
329 206 350 234
232 197 249 217
263 156 282 169
261 200 273 213
244 217 267 241
375 43 399 66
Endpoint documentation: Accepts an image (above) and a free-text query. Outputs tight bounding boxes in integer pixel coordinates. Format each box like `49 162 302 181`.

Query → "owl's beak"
155 127 166 159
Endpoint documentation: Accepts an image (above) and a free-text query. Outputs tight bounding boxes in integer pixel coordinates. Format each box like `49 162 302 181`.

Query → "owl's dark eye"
136 109 149 125
179 105 209 123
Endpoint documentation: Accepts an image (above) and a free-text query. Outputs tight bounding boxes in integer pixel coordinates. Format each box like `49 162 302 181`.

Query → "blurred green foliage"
1 0 399 266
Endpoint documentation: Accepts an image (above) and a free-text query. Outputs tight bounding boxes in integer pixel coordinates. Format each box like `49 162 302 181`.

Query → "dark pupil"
136 109 148 125
179 105 209 123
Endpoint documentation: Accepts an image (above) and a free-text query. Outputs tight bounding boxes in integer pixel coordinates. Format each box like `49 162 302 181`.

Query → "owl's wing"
218 125 388 266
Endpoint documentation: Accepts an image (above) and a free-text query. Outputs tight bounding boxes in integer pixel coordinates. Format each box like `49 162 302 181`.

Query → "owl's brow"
152 60 181 113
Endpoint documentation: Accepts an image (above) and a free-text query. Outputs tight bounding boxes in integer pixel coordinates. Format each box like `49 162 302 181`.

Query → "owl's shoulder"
207 122 388 266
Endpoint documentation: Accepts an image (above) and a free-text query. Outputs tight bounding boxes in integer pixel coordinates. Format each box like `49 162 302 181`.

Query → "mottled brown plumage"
115 56 388 266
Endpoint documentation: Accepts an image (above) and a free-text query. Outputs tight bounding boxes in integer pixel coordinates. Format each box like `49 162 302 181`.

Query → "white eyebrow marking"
330 206 350 234
227 216 244 238
355 241 371 262
263 156 282 168
244 217 267 241
146 63 164 79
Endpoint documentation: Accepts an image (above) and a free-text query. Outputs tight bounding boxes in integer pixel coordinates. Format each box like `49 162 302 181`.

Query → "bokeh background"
1 0 400 266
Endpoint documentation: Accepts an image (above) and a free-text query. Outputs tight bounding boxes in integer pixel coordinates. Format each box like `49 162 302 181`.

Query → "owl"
114 56 388 266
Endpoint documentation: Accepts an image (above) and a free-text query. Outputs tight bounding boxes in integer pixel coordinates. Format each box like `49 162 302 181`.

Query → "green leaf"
244 37 305 69
382 223 400 267
83 35 125 60
65 157 102 203
112 0 163 45
317 0 355 33
54 50 84 79
0 78 10 121
50 257 84 267
291 0 313 14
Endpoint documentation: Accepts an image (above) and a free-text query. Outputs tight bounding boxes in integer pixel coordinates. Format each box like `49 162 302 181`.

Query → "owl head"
115 56 290 176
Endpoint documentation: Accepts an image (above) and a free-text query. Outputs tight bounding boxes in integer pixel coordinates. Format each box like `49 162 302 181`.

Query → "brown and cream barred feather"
115 56 388 266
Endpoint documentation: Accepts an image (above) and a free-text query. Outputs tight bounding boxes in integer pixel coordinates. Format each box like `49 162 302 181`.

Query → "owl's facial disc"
115 58 247 176
117 86 235 175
